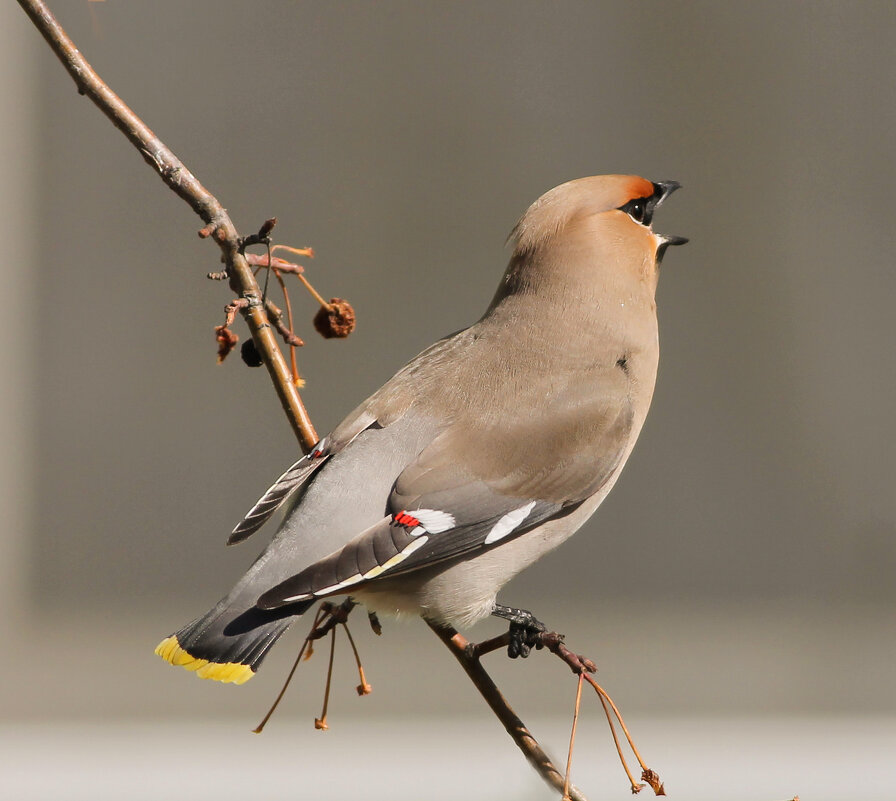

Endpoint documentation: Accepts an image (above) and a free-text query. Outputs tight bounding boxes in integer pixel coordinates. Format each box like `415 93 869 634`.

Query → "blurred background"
2 1 895 799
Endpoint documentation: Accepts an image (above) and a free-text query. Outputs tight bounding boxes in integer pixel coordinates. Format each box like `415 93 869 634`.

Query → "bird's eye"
619 196 653 226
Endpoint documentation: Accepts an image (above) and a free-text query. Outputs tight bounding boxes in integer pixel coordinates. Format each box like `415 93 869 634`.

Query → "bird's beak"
656 233 688 263
651 181 686 263
652 180 682 207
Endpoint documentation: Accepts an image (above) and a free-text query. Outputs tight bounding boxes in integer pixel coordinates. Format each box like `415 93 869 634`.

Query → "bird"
155 174 687 684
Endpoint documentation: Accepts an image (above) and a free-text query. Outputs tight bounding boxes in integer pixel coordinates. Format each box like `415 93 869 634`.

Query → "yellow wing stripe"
154 635 256 685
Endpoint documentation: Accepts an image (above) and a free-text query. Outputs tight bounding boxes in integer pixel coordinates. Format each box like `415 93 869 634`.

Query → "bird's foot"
492 604 547 658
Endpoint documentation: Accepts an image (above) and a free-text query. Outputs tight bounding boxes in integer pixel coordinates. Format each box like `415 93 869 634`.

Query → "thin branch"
253 605 330 734
341 621 373 696
427 621 589 801
314 626 337 730
563 672 585 801
16 0 318 451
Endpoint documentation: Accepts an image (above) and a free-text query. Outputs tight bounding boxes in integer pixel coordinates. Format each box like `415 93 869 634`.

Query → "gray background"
2 2 895 799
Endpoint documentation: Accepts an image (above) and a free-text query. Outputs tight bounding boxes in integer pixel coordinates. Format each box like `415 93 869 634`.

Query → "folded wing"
257 365 633 609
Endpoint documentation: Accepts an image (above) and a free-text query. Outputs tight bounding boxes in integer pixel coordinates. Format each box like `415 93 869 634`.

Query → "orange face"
595 176 686 265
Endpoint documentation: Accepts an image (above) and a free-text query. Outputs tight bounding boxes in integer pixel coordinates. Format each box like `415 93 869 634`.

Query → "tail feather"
155 599 314 684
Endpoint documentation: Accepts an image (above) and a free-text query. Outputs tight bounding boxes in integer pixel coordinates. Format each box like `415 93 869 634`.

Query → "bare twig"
427 621 589 801
254 600 363 733
432 620 668 798
252 605 328 735
246 253 308 385
16 0 318 451
268 275 304 386
246 253 307 276
593 682 645 793
341 621 373 696
314 627 337 730
563 672 585 801
263 298 305 350
583 674 665 795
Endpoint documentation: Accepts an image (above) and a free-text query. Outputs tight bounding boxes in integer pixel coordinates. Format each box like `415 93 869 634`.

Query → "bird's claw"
507 618 547 659
492 604 548 658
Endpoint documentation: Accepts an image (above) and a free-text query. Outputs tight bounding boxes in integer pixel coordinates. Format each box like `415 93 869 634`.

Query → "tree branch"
17 0 317 451
428 621 589 801
20 2 594 797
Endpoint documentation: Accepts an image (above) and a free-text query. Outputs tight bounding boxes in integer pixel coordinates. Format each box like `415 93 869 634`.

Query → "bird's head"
497 175 687 305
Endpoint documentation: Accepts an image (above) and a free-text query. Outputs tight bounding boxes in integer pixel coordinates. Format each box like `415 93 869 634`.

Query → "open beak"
656 233 688 263
651 181 687 263
652 180 682 207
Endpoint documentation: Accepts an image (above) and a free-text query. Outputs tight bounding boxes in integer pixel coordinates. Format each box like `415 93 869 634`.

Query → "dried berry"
313 298 356 339
240 338 263 367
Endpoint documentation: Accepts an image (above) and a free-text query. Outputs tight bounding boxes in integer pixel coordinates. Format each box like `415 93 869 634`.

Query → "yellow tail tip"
154 635 256 685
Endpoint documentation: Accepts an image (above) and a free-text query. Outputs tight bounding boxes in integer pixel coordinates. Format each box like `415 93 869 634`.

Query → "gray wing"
228 441 332 545
256 499 570 608
256 367 634 609
227 330 479 545
227 411 379 545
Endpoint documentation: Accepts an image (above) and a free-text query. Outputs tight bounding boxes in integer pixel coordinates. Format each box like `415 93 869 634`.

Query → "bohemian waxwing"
156 174 687 683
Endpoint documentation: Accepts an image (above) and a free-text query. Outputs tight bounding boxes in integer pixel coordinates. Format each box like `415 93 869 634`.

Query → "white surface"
1 716 891 801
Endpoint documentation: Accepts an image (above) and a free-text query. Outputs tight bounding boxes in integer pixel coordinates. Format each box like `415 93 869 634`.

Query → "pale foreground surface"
2 716 891 801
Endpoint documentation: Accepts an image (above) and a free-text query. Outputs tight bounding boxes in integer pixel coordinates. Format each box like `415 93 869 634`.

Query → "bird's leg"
492 603 548 658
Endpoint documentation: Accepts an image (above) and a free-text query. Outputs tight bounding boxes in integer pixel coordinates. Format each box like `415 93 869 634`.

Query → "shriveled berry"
313 298 356 339
240 338 263 367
